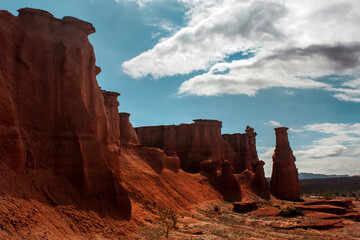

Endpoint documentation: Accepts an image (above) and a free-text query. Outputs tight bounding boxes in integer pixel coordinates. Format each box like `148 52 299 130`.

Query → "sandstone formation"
222 126 259 173
250 161 270 200
217 160 242 201
119 112 140 145
0 8 130 211
270 127 301 201
102 90 121 145
136 120 262 174
0 7 332 240
233 201 258 213
136 120 239 173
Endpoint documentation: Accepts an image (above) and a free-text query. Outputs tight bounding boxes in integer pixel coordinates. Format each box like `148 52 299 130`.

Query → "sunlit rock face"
119 112 140 145
222 126 260 173
270 127 301 201
0 8 130 212
135 119 241 173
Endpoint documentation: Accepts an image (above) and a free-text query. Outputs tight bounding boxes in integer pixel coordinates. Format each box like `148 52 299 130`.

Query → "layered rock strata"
250 161 270 200
0 8 130 211
222 126 260 173
270 127 301 201
119 112 140 145
135 119 239 173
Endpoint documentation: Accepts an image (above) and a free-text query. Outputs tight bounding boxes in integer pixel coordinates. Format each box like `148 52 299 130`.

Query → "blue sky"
2 0 360 176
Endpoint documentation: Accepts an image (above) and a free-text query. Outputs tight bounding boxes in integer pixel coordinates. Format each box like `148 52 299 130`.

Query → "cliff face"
0 8 130 210
136 121 261 174
119 112 140 145
222 126 259 173
136 120 239 173
270 127 301 201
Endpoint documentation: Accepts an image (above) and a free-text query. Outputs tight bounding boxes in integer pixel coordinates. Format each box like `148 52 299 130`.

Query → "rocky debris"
119 112 140 145
249 161 270 200
0 8 130 212
301 199 354 209
233 201 258 213
272 219 344 230
325 212 360 222
295 199 355 216
270 127 300 201
296 205 348 215
188 229 203 235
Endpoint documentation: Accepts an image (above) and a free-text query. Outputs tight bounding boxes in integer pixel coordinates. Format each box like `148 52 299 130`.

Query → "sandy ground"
133 199 360 240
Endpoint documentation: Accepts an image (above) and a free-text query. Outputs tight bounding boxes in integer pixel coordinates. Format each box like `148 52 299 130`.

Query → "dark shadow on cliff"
0 163 132 222
200 160 242 202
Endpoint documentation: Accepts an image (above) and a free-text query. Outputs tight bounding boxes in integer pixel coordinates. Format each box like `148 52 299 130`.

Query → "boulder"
233 201 258 213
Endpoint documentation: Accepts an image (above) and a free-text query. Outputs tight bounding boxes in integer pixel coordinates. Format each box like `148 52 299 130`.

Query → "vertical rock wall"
119 112 140 145
0 9 130 211
270 127 301 201
136 119 239 173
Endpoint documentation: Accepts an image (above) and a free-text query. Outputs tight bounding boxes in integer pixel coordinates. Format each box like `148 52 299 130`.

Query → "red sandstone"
270 127 301 201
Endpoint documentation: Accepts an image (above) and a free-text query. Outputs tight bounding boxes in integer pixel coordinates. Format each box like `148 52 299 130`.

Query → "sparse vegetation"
272 203 280 208
322 192 333 200
158 209 178 237
279 206 303 217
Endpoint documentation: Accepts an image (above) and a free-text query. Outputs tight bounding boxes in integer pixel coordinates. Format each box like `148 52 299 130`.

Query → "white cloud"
264 120 303 133
296 123 360 175
260 122 360 176
122 0 360 100
114 0 156 7
285 90 295 96
267 120 281 127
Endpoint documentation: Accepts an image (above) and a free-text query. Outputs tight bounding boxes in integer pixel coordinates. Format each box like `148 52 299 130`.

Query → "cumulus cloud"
294 123 360 175
122 0 360 101
114 0 156 7
264 120 303 133
260 122 360 176
267 120 281 127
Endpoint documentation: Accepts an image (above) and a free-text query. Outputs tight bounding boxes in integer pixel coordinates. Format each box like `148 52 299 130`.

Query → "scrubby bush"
272 203 280 208
322 192 333 200
279 206 303 217
158 209 178 237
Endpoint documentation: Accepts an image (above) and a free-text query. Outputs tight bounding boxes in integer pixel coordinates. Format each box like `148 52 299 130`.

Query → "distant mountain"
299 172 350 179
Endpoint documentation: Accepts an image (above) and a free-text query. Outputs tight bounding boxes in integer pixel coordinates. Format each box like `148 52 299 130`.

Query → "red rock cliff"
222 126 259 173
0 8 130 210
270 127 301 201
119 112 140 145
135 119 239 173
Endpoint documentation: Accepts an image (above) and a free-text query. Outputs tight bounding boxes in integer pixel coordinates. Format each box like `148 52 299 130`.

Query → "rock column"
119 112 140 145
270 127 300 201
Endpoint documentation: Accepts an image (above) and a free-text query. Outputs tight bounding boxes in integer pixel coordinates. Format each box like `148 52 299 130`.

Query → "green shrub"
272 203 280 208
322 192 333 200
279 206 303 217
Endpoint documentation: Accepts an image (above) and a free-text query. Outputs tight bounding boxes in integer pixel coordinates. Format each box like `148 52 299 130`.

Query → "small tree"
158 209 178 237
